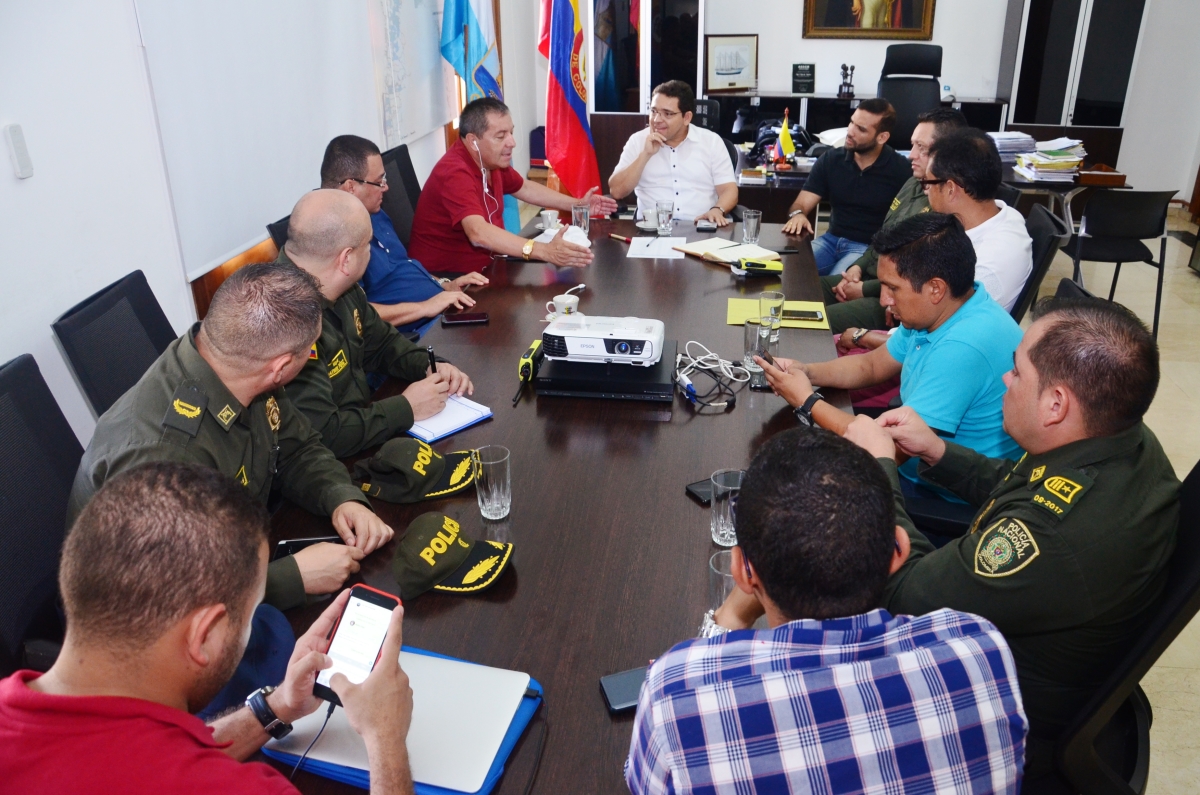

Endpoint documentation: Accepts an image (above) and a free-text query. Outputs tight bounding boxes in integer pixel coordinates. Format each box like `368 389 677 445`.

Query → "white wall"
405 128 448 184
0 0 195 444
1118 0 1200 201
703 0 1010 99
499 0 549 178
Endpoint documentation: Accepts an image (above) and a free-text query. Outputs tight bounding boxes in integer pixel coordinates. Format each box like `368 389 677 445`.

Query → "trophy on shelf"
837 64 855 99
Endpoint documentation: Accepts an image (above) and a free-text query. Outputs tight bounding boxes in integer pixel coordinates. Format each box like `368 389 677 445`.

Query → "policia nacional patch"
974 517 1040 577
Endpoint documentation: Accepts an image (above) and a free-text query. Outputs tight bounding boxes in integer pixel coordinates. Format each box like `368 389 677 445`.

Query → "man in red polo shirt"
409 97 618 274
0 462 414 795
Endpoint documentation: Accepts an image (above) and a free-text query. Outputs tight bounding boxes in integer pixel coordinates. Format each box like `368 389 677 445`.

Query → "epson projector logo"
579 343 597 349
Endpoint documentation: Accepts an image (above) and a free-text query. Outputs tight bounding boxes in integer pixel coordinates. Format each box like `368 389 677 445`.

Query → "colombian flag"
538 0 601 198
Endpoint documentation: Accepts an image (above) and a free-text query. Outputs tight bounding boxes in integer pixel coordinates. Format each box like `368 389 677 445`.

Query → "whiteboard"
133 1 405 280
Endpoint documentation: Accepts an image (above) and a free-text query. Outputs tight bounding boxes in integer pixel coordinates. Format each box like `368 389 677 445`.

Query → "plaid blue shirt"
625 608 1026 795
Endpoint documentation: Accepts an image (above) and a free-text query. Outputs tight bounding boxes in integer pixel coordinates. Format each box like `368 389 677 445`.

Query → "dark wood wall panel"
591 113 648 194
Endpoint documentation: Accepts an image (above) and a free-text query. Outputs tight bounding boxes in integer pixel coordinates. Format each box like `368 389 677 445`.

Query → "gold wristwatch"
522 240 535 261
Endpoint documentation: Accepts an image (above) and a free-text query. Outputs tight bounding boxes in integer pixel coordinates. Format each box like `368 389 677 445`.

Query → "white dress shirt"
613 124 737 221
966 200 1033 312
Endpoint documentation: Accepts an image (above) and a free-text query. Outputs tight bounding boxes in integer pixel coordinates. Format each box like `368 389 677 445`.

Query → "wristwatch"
793 391 825 427
521 240 535 261
246 686 293 740
851 328 871 347
436 277 452 285
698 609 732 638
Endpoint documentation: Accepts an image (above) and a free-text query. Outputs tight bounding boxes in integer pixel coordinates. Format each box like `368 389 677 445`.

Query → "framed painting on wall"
803 0 936 39
704 35 758 93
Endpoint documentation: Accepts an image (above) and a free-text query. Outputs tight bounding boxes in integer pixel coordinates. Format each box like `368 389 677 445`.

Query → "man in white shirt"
608 80 738 226
923 129 1032 312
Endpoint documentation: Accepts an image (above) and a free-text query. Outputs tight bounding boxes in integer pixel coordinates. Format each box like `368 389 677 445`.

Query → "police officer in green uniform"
821 108 966 335
278 189 474 459
68 262 395 612
844 296 1180 776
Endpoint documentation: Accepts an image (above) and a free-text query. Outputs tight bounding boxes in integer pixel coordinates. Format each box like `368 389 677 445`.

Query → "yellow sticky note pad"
726 298 830 330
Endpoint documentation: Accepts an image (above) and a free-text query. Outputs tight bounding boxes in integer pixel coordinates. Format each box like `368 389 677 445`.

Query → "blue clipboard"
262 646 543 794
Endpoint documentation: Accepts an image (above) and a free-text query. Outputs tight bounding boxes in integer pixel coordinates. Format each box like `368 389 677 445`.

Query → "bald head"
286 189 372 265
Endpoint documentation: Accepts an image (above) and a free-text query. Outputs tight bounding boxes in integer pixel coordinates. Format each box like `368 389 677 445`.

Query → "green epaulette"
162 382 207 437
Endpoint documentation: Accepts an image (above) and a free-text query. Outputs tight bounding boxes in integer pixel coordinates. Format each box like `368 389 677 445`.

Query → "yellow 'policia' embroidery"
462 556 499 584
173 399 201 418
327 350 349 378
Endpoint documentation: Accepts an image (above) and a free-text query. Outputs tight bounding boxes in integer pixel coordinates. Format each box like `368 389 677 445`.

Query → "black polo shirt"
804 145 913 244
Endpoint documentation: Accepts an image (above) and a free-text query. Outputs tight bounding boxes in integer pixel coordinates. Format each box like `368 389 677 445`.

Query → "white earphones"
470 137 498 222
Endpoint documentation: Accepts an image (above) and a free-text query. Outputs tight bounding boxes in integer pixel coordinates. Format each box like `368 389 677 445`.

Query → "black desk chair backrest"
995 182 1023 208
877 44 943 151
693 99 720 132
52 270 177 417
0 355 84 676
722 137 739 173
1012 204 1072 324
380 143 423 248
1080 189 1174 241
1055 460 1200 795
266 214 291 249
1055 276 1096 300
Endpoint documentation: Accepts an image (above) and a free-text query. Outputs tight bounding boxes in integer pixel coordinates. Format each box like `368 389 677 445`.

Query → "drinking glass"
571 203 590 236
759 291 785 344
742 320 764 373
474 445 511 520
709 550 736 611
710 469 743 546
655 201 674 236
741 209 762 244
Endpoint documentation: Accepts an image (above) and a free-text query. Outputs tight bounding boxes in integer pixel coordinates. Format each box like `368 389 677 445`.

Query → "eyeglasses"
649 108 681 120
918 178 948 189
347 175 388 189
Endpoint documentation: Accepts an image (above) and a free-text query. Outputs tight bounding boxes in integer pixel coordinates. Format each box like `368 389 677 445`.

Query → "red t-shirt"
0 671 297 794
408 140 525 274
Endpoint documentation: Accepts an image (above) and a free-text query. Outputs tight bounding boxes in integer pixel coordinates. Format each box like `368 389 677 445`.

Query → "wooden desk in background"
262 219 847 794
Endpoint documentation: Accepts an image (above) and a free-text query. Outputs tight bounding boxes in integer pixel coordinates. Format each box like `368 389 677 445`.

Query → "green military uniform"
67 326 372 611
277 248 431 459
880 422 1179 766
820 177 929 333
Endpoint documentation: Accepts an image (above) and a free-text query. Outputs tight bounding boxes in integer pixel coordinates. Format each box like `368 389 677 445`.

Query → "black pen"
426 346 437 374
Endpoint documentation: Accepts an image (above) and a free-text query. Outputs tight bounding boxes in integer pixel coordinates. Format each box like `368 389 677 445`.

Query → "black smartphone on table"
442 312 489 326
313 584 402 706
781 308 824 322
600 666 649 713
272 536 343 561
685 478 713 506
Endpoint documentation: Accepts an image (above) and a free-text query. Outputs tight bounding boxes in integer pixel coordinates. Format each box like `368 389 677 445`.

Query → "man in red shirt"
409 97 617 274
0 462 414 795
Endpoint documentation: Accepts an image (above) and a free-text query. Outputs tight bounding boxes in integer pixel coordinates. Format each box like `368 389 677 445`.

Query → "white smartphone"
313 584 401 706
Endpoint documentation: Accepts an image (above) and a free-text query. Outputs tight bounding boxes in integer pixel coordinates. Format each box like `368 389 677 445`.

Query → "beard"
845 135 879 154
187 620 250 713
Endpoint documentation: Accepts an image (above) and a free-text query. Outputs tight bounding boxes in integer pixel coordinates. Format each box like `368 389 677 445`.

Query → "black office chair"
1055 276 1097 300
1011 204 1072 324
380 144 423 248
877 44 943 150
995 182 1023 208
0 355 84 676
1062 189 1177 339
722 137 740 173
693 99 721 132
267 214 291 249
52 271 177 417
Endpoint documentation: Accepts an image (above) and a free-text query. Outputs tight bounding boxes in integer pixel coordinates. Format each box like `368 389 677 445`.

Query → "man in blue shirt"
758 213 1023 497
626 428 1027 794
321 135 489 333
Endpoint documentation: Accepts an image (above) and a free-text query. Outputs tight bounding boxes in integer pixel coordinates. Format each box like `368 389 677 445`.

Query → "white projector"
541 314 666 366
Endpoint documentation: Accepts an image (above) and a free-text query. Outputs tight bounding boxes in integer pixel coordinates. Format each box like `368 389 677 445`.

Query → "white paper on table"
627 237 686 259
408 395 493 443
532 224 591 247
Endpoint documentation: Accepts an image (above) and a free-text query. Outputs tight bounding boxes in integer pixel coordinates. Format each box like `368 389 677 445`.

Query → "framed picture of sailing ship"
704 35 759 93
803 0 936 39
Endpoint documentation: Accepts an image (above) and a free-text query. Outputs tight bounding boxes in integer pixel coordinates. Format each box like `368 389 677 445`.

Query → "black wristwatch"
246 686 293 740
794 392 825 427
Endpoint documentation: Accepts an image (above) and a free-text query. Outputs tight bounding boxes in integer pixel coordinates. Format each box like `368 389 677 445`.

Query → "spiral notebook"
408 396 493 443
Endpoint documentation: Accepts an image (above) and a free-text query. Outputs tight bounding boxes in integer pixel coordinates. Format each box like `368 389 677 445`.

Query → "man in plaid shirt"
625 429 1026 794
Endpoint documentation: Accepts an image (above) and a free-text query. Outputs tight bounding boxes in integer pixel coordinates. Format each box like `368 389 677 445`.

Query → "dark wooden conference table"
262 218 850 794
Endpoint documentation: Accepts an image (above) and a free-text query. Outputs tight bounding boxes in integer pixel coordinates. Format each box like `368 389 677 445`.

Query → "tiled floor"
1033 208 1200 794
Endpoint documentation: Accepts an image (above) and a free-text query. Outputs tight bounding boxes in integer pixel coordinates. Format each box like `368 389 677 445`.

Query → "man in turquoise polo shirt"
759 212 1023 499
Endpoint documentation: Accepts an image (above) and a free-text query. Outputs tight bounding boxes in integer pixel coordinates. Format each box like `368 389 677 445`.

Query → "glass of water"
743 320 765 373
759 291 785 344
571 202 590 236
710 469 743 547
710 550 736 611
741 209 762 245
655 201 674 236
474 445 511 520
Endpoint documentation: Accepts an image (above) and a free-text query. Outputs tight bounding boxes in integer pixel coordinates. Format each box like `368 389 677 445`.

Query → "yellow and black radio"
738 258 784 274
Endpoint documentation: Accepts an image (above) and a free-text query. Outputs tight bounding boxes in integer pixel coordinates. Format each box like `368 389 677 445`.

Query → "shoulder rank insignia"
889 197 901 212
1029 465 1046 484
974 517 1040 577
163 384 207 437
1031 470 1094 520
265 396 281 432
353 308 363 338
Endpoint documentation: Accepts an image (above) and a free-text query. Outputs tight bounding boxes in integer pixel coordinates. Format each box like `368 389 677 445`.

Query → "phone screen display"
317 593 395 688
600 666 649 713
781 309 824 321
442 312 489 325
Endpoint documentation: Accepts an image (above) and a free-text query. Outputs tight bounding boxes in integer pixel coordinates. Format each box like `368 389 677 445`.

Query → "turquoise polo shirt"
887 282 1024 487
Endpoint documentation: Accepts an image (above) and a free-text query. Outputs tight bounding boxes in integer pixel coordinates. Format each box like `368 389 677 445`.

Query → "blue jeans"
197 604 295 720
812 233 869 276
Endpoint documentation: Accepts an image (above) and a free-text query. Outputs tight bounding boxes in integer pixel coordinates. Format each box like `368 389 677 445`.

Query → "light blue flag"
440 0 503 101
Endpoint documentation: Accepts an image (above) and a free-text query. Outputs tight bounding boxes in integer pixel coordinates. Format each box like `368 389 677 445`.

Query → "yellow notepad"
726 299 831 330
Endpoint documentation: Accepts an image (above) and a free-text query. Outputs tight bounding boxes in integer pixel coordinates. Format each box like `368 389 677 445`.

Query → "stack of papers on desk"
988 131 1036 164
1036 137 1085 156
1015 149 1084 183
673 238 781 264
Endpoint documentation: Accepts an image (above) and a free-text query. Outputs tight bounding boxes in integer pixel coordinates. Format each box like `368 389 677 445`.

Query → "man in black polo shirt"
783 98 912 275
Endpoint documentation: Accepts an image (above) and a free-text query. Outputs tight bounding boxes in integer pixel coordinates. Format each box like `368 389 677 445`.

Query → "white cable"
677 340 751 384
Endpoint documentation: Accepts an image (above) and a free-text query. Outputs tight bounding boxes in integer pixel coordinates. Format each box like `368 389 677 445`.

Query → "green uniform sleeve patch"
974 517 1040 577
162 383 207 437
1030 470 1094 521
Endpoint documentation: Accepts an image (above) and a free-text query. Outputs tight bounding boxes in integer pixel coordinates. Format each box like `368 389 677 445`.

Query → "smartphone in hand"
313 584 402 706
